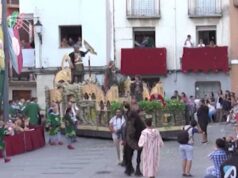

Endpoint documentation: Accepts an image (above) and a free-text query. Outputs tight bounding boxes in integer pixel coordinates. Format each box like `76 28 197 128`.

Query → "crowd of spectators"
60 36 82 48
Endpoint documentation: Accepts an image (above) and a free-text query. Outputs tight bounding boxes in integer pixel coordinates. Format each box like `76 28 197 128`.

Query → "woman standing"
197 99 209 143
138 118 164 178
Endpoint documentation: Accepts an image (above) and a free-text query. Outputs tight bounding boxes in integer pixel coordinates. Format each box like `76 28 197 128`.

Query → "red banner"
121 48 167 75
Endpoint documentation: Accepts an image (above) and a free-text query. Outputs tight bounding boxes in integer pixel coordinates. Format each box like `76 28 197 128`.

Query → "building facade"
19 0 111 107
114 0 231 98
14 0 236 107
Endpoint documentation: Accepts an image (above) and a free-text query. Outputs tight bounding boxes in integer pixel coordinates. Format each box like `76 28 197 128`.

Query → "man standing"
69 44 89 83
24 97 41 126
104 60 116 92
109 109 125 165
124 108 145 176
130 75 143 102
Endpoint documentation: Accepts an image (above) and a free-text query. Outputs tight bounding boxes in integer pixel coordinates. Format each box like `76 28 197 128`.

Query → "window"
127 0 160 18
196 26 216 46
18 14 34 49
7 0 19 5
59 26 82 48
133 27 155 48
188 0 222 17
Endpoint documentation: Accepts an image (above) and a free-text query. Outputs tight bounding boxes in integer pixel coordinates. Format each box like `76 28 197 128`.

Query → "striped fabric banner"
7 27 23 74
0 24 5 110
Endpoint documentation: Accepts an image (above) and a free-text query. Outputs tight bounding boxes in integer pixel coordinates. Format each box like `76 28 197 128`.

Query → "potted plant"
138 100 162 126
164 100 186 126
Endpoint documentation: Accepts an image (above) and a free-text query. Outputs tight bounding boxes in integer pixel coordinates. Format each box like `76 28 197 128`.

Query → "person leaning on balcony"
197 39 205 47
184 34 194 48
208 40 217 48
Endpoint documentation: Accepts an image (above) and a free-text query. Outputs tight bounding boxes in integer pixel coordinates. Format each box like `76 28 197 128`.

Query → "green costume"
24 102 40 125
47 112 61 136
63 113 76 138
0 128 7 150
9 105 16 118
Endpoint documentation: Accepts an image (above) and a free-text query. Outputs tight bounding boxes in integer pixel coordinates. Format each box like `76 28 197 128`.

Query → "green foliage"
138 100 162 113
110 101 123 114
165 99 185 112
138 99 185 114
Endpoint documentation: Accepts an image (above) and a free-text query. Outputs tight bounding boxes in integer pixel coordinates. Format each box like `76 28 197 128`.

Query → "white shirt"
184 40 194 47
216 97 222 109
183 125 196 145
109 116 125 131
198 43 205 47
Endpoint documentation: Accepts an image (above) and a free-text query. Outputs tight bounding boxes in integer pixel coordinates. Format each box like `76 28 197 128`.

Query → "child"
178 119 199 177
63 108 76 150
46 104 63 145
0 121 11 163
205 138 228 178
138 117 164 178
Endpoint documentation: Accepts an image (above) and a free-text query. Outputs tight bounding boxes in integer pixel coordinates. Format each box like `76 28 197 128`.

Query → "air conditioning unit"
234 0 238 7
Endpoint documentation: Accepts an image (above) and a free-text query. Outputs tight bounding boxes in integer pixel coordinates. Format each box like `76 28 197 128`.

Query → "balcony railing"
188 0 222 18
182 47 229 73
121 48 167 75
126 0 160 19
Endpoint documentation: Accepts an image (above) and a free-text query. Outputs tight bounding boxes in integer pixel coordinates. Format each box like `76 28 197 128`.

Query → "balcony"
188 0 222 18
121 48 167 75
181 47 229 73
126 0 160 19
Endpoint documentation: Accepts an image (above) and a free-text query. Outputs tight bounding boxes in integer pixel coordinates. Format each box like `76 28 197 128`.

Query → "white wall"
161 73 231 98
20 0 108 68
36 74 54 109
113 0 230 70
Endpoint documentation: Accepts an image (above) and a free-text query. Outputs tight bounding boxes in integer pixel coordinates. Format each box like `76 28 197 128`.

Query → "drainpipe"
112 0 116 63
174 0 178 83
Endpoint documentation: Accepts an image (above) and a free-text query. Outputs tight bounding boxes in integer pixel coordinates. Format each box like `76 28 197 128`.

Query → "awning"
121 48 167 75
182 47 229 72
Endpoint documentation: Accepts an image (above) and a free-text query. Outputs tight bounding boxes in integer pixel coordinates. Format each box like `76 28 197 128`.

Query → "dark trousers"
124 144 142 174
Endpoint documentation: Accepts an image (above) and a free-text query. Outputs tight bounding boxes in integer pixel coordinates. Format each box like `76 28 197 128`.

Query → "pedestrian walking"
138 117 164 178
109 109 125 165
197 99 209 143
178 119 199 177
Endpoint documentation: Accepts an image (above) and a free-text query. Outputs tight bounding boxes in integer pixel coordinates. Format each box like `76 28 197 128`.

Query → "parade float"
45 50 186 138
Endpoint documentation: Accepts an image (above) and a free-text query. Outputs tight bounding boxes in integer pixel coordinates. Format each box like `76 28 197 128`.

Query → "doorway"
195 81 221 99
12 90 32 100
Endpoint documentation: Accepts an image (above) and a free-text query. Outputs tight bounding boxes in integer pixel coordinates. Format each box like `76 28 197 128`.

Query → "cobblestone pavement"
0 123 235 178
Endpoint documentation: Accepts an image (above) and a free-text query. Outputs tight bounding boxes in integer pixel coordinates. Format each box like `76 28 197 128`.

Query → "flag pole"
2 0 10 121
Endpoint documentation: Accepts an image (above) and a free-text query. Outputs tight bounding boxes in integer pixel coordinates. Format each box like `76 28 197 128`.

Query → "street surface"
0 123 235 178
